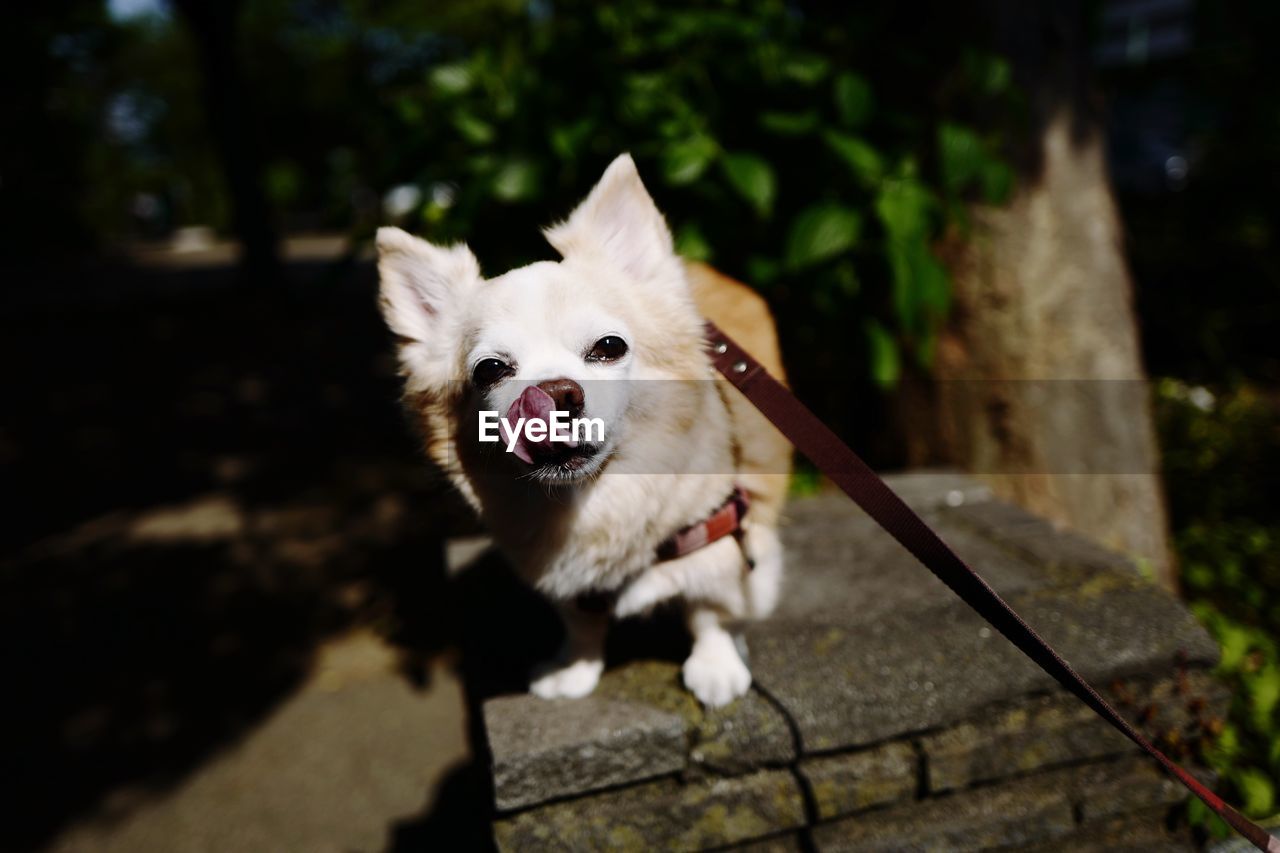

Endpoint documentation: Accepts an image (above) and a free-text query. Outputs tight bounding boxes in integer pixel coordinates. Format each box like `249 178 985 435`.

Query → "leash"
704 321 1278 852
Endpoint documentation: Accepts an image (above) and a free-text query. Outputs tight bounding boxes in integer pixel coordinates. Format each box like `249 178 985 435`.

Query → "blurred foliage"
5 0 1018 403
380 1 1017 389
1157 380 1280 831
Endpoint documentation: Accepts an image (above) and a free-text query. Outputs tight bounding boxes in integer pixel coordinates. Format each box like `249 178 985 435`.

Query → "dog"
376 154 790 707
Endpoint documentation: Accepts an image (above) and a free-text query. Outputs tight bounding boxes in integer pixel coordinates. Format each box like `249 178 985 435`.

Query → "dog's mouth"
528 442 607 482
496 385 611 482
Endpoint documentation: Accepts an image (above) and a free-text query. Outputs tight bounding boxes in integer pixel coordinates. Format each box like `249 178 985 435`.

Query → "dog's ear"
544 153 680 282
377 227 479 389
376 226 479 342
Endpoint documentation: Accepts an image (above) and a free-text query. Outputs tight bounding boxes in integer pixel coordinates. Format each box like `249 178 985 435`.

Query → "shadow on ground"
0 258 480 850
1 255 708 851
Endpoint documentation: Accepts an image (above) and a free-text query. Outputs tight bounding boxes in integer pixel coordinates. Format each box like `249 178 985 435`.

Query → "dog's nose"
536 378 585 417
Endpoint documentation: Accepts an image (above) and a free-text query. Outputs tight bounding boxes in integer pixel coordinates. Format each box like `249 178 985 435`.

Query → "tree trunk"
904 1 1177 591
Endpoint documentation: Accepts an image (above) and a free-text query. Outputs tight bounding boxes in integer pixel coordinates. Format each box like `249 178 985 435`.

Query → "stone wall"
468 472 1225 851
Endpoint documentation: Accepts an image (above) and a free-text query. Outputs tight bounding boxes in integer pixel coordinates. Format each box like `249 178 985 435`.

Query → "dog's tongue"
503 385 578 464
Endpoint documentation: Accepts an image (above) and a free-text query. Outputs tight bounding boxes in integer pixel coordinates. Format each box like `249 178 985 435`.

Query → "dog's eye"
472 358 513 387
586 335 628 362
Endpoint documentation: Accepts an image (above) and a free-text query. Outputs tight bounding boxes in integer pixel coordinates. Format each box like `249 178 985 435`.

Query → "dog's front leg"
683 606 752 708
529 600 608 700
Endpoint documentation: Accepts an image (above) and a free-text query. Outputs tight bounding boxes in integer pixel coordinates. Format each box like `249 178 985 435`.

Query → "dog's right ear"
376 226 479 342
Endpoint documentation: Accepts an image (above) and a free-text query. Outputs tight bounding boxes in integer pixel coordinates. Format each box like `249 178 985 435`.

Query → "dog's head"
378 154 706 484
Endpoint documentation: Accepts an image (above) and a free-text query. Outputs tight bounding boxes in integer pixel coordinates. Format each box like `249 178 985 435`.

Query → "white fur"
684 607 753 708
377 154 785 707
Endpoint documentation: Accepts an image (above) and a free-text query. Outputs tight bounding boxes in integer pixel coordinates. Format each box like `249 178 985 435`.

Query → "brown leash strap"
704 321 1278 852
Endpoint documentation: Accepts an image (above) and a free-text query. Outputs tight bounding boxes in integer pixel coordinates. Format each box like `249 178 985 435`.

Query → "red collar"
575 488 753 614
655 487 750 562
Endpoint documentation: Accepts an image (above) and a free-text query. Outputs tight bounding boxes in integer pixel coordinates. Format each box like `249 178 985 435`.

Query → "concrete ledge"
810 756 1186 852
492 769 806 851
471 472 1224 851
484 694 687 811
799 742 918 820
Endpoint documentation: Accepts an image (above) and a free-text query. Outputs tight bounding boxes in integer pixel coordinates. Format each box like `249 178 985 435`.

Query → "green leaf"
833 261 860 296
833 72 874 127
866 321 901 389
622 72 667 121
453 111 495 145
1186 795 1209 827
674 221 713 262
964 50 1012 96
1247 663 1280 727
915 331 937 369
746 255 780 285
1218 622 1252 670
782 52 830 85
980 159 1015 204
885 240 916 333
549 118 595 161
785 203 862 269
395 96 424 127
1210 723 1242 765
789 467 823 497
825 131 884 187
875 178 934 242
662 136 718 185
428 63 473 96
876 177 949 340
1237 768 1275 817
938 122 985 195
1186 797 1231 839
886 235 949 340
490 160 539 202
914 247 951 315
759 111 819 136
720 152 776 216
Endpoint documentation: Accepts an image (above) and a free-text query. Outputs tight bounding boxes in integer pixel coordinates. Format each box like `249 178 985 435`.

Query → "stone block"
733 832 806 852
484 693 686 811
746 582 1218 755
811 755 1188 852
1009 805 1196 852
811 773 1075 852
879 470 994 511
946 499 1135 579
1072 757 1186 823
799 741 918 820
776 496 1045 625
492 769 806 852
594 661 797 775
922 693 1131 792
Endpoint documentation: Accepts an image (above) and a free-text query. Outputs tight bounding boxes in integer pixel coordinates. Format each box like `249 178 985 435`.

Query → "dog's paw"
529 658 603 699
612 575 666 619
682 634 751 708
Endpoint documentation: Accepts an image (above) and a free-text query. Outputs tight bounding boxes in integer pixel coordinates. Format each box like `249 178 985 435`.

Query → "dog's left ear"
545 153 681 283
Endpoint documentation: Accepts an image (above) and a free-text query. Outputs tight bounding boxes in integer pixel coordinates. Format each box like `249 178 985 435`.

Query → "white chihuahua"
377 154 790 707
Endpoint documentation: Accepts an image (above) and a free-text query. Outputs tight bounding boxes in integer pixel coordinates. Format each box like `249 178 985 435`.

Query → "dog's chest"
495 472 737 599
